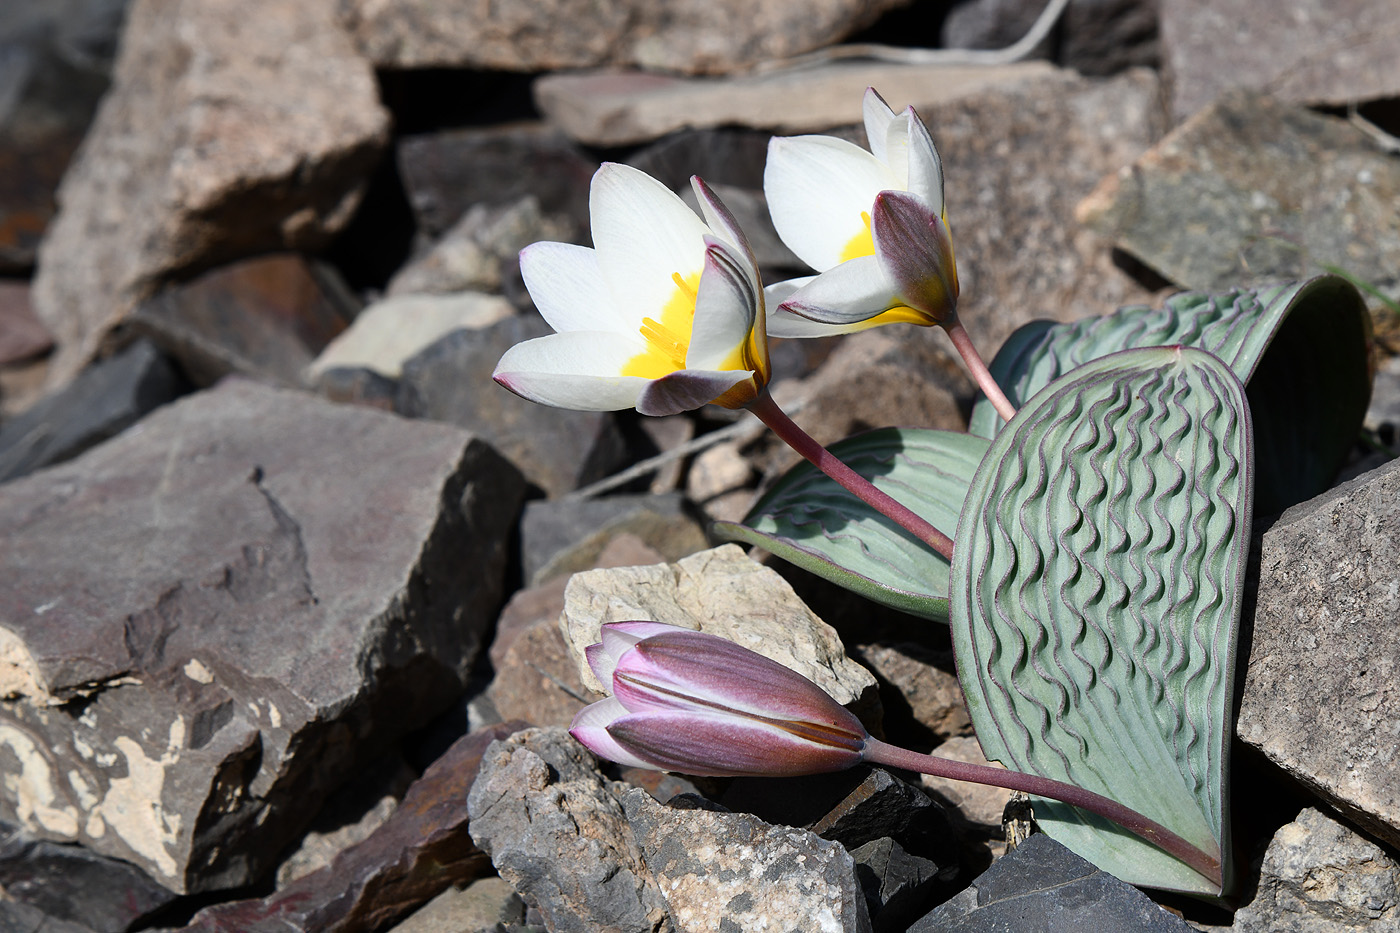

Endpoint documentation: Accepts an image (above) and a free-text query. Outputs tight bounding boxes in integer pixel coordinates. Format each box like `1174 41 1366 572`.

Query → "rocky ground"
1 0 1398 931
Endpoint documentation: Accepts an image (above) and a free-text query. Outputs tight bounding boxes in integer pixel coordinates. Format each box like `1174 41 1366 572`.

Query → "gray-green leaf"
713 428 987 622
952 346 1251 895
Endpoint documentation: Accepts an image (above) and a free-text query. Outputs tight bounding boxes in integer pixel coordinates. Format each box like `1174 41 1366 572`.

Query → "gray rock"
0 281 51 365
519 492 709 586
0 820 177 930
397 315 626 499
910 833 1197 931
0 379 524 891
1365 355 1400 432
0 900 97 933
336 0 908 74
396 124 595 239
31 0 388 388
1238 457 1400 850
852 836 952 933
943 0 1159 76
0 338 186 483
1078 91 1400 300
1160 0 1400 123
129 254 351 389
1233 807 1399 932
850 643 972 746
623 789 873 933
388 876 528 933
466 727 672 933
533 60 1069 148
811 768 960 859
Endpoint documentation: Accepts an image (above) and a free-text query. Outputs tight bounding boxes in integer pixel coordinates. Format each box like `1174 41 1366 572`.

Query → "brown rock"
919 736 1012 835
31 0 388 388
851 643 972 745
0 281 52 365
337 0 910 74
1161 0 1400 122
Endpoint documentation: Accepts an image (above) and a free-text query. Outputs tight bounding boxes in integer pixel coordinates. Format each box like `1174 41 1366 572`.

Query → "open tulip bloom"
764 88 1016 422
494 163 769 417
570 622 1223 889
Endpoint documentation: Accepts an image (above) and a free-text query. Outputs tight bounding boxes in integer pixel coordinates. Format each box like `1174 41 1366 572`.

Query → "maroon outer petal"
606 710 865 777
870 189 958 322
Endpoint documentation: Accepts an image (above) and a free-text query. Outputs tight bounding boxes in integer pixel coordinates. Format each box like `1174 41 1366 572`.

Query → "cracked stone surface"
0 379 524 892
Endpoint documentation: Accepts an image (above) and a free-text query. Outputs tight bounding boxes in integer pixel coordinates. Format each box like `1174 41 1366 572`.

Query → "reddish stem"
944 317 1017 422
863 737 1223 890
748 391 954 560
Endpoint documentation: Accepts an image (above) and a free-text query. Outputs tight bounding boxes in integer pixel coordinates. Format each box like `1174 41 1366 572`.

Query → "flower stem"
863 737 1223 890
748 391 954 560
943 317 1017 423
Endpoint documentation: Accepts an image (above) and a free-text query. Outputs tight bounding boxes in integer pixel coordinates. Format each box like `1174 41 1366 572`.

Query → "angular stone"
561 544 880 717
466 727 671 933
0 380 524 891
534 60 1068 147
1160 0 1400 122
337 0 908 74
911 834 1197 931
308 291 513 382
175 723 520 931
851 643 972 746
811 768 959 859
1078 91 1400 298
31 0 389 387
0 280 53 365
0 338 186 483
851 836 951 933
943 0 1159 76
0 820 177 931
624 788 872 933
1233 807 1400 933
919 736 1012 836
389 876 527 933
396 124 595 238
129 254 350 388
1238 458 1400 849
396 316 626 499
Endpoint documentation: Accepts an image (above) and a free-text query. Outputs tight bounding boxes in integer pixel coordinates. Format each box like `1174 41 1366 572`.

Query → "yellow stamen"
839 210 875 262
622 269 703 379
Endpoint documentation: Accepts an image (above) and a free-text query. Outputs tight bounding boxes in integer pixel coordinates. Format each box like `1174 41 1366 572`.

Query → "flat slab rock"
1238 457 1400 849
561 544 879 718
0 379 524 892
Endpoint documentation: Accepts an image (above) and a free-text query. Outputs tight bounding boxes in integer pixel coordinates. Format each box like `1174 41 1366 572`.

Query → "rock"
1077 91 1400 299
0 338 186 483
943 0 1159 76
850 643 972 747
313 366 400 412
851 836 952 933
466 727 672 933
636 415 694 495
1238 457 1400 850
129 254 350 388
626 129 772 194
1366 355 1400 432
1233 807 1400 932
336 0 908 74
0 901 97 933
685 440 756 522
397 315 626 499
811 768 960 860
623 788 873 933
919 736 1012 838
0 379 524 891
0 280 53 365
387 197 574 299
388 876 528 933
174 723 520 931
308 291 514 382
561 544 881 718
0 1 120 272
31 0 388 388
519 492 708 587
1160 0 1400 123
909 833 1197 931
0 820 178 931
533 60 1067 147
396 124 594 238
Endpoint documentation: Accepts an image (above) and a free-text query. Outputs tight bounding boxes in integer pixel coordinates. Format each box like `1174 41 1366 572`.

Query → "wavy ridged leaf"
714 428 987 622
952 346 1251 895
969 275 1369 514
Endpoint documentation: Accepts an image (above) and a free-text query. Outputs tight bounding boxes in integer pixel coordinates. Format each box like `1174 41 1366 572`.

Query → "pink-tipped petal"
871 190 958 323
606 711 865 778
569 698 663 770
690 176 757 267
593 621 686 687
687 237 761 372
634 368 755 417
776 254 901 324
902 108 945 218
493 332 648 411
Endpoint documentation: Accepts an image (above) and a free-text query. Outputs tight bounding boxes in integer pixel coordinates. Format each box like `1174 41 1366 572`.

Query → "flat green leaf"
952 346 1251 895
969 275 1369 514
713 428 987 622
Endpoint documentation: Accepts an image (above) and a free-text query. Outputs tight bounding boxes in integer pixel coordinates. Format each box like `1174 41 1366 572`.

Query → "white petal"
493 331 649 411
519 241 633 335
862 87 899 166
590 162 710 321
764 135 899 272
636 369 755 416
687 238 760 371
768 306 879 338
691 176 755 265
775 255 901 324
570 698 660 770
903 108 945 217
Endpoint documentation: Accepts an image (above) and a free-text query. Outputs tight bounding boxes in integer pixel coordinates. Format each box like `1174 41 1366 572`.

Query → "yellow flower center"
838 210 875 261
622 270 703 379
